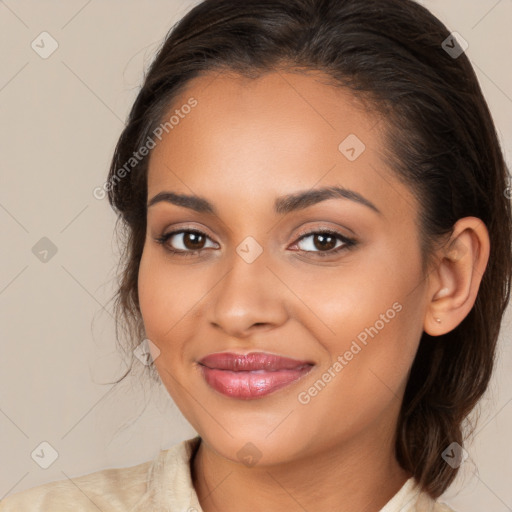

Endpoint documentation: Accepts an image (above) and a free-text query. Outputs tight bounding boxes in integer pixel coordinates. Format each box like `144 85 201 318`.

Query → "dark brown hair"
106 0 512 499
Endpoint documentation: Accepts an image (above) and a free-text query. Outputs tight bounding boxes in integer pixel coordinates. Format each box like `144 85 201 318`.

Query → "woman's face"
138 71 430 465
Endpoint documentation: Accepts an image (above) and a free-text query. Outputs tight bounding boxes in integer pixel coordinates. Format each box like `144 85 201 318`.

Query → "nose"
207 248 289 339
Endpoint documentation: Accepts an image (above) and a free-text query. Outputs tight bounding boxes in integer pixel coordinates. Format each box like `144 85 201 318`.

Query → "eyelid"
291 223 355 243
171 229 218 245
159 226 219 248
158 223 217 241
293 225 347 240
289 226 356 253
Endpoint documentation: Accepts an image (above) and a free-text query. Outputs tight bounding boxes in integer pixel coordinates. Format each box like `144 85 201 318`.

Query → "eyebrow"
147 186 381 215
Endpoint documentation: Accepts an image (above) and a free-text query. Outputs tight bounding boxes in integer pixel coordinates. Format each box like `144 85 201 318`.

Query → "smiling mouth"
198 352 314 399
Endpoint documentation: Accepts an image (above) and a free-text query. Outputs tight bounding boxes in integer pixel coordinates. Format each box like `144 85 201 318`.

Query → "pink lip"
198 352 314 399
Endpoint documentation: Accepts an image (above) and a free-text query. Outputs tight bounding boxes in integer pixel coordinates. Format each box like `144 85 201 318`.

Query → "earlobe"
431 287 450 325
423 217 490 337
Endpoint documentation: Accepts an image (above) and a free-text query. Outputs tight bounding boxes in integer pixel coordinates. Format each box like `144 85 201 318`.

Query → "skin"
138 70 490 512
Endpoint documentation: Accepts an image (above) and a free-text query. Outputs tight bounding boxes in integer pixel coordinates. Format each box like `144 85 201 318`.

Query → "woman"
2 0 510 510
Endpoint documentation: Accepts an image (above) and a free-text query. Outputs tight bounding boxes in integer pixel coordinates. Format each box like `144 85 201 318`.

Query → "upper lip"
198 352 314 371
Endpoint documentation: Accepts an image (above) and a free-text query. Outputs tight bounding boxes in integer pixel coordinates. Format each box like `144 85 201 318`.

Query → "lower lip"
200 366 313 399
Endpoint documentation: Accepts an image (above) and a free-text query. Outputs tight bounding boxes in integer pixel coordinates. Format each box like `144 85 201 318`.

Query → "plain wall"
0 1 511 510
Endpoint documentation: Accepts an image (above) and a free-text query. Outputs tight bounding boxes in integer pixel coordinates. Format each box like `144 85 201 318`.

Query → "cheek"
301 241 425 390
295 291 423 443
138 252 166 335
138 249 196 338
289 244 415 344
137 251 200 405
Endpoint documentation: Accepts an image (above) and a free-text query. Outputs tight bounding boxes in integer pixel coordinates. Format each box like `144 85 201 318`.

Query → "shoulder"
0 458 153 512
413 487 458 512
436 505 458 512
0 437 202 512
424 502 458 512
381 477 460 512
413 490 458 512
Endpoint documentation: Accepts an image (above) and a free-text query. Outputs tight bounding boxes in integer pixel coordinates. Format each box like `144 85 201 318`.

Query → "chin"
201 430 300 468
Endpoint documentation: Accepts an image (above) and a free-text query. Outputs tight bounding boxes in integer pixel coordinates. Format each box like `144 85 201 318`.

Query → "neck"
191 425 411 512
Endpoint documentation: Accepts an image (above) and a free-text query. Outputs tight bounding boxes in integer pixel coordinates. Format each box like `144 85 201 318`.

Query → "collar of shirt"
135 436 455 512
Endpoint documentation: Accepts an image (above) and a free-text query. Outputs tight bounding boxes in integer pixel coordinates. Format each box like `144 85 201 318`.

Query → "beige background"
0 1 511 510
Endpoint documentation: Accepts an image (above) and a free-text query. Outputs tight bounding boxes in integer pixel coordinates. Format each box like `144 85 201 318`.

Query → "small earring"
435 317 441 323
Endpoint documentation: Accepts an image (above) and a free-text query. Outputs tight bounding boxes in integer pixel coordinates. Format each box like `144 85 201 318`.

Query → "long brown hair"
106 0 512 498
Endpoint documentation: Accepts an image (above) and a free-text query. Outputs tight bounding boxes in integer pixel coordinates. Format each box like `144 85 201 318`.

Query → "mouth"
198 352 314 399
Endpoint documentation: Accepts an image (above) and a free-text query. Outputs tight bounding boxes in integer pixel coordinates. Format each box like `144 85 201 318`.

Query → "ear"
424 217 490 336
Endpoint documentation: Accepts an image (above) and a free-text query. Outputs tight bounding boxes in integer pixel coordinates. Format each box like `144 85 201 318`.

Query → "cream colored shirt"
0 436 456 511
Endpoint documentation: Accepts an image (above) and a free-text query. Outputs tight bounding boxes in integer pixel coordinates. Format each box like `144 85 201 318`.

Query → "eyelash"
154 227 357 258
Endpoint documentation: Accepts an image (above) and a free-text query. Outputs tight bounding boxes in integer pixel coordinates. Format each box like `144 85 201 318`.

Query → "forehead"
146 70 415 219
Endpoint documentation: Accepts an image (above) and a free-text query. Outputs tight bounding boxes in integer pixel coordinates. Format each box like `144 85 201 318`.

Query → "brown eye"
156 229 218 255
182 232 206 250
297 231 343 252
312 233 337 251
293 229 357 257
